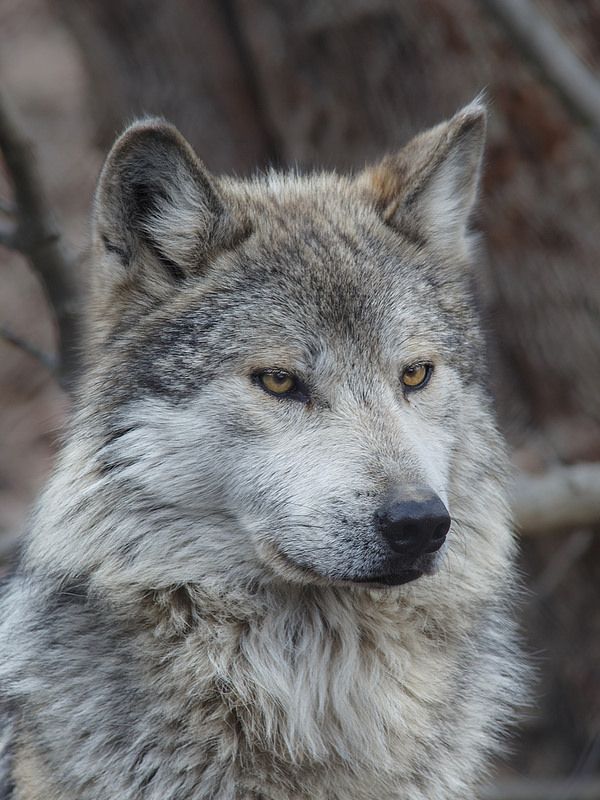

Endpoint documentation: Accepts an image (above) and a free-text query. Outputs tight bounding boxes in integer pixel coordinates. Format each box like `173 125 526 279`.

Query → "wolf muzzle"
355 488 451 587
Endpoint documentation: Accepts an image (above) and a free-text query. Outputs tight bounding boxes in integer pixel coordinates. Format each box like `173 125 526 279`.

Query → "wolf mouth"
263 537 430 589
354 569 424 587
260 539 426 589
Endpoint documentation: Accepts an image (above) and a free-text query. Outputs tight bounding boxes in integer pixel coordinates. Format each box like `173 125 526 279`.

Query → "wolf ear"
93 119 243 288
358 101 486 254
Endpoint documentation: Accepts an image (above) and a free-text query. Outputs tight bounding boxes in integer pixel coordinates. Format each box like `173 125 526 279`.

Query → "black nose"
376 490 451 557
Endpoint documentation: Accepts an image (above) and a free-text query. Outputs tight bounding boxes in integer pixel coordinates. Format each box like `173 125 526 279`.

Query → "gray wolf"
0 101 523 799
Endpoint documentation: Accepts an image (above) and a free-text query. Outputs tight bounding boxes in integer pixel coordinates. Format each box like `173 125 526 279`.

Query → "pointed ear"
358 101 486 254
92 118 245 289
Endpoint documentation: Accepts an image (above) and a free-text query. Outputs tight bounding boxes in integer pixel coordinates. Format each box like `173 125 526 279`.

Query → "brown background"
1 0 599 793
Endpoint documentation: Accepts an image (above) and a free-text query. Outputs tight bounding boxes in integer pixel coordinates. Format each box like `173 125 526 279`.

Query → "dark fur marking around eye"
252 370 311 404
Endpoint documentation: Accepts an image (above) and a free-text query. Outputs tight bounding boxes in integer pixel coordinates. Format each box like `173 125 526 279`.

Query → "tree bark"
54 0 278 173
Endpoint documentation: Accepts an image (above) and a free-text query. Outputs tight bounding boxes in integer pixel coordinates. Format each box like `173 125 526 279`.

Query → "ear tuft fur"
93 118 244 288
359 100 487 254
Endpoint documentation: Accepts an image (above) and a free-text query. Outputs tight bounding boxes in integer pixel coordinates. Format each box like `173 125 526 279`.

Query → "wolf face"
1 105 523 800
50 102 500 594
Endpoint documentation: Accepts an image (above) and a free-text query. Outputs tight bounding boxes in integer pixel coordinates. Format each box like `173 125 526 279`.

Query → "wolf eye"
255 370 300 398
401 362 433 391
261 371 295 394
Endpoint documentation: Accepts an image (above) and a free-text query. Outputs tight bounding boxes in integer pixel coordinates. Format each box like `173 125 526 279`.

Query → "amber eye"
401 362 432 391
256 370 297 397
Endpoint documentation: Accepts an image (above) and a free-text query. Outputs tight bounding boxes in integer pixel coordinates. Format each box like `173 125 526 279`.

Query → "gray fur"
0 102 524 799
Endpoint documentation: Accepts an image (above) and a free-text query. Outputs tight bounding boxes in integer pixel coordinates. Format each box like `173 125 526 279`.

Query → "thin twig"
511 462 600 535
0 324 58 374
0 91 79 389
479 0 600 142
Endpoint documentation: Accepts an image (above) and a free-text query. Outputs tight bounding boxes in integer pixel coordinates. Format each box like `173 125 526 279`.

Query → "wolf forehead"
115 207 476 396
91 105 487 398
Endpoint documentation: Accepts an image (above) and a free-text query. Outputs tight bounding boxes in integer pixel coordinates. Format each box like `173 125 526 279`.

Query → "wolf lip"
354 569 423 587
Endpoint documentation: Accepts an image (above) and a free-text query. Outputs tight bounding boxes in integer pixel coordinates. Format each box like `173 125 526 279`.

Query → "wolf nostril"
403 523 419 540
375 491 450 555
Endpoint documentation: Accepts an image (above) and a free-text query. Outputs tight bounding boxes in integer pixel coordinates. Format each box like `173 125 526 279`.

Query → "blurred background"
1 1 599 797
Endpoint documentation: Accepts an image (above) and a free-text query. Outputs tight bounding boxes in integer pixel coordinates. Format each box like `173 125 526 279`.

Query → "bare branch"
0 91 79 389
512 462 600 535
0 324 58 374
479 0 600 142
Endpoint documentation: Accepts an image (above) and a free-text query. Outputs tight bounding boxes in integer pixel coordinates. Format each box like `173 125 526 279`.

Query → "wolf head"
36 102 511 595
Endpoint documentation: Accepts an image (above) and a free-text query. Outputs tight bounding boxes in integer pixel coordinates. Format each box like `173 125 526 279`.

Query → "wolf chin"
0 102 523 799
